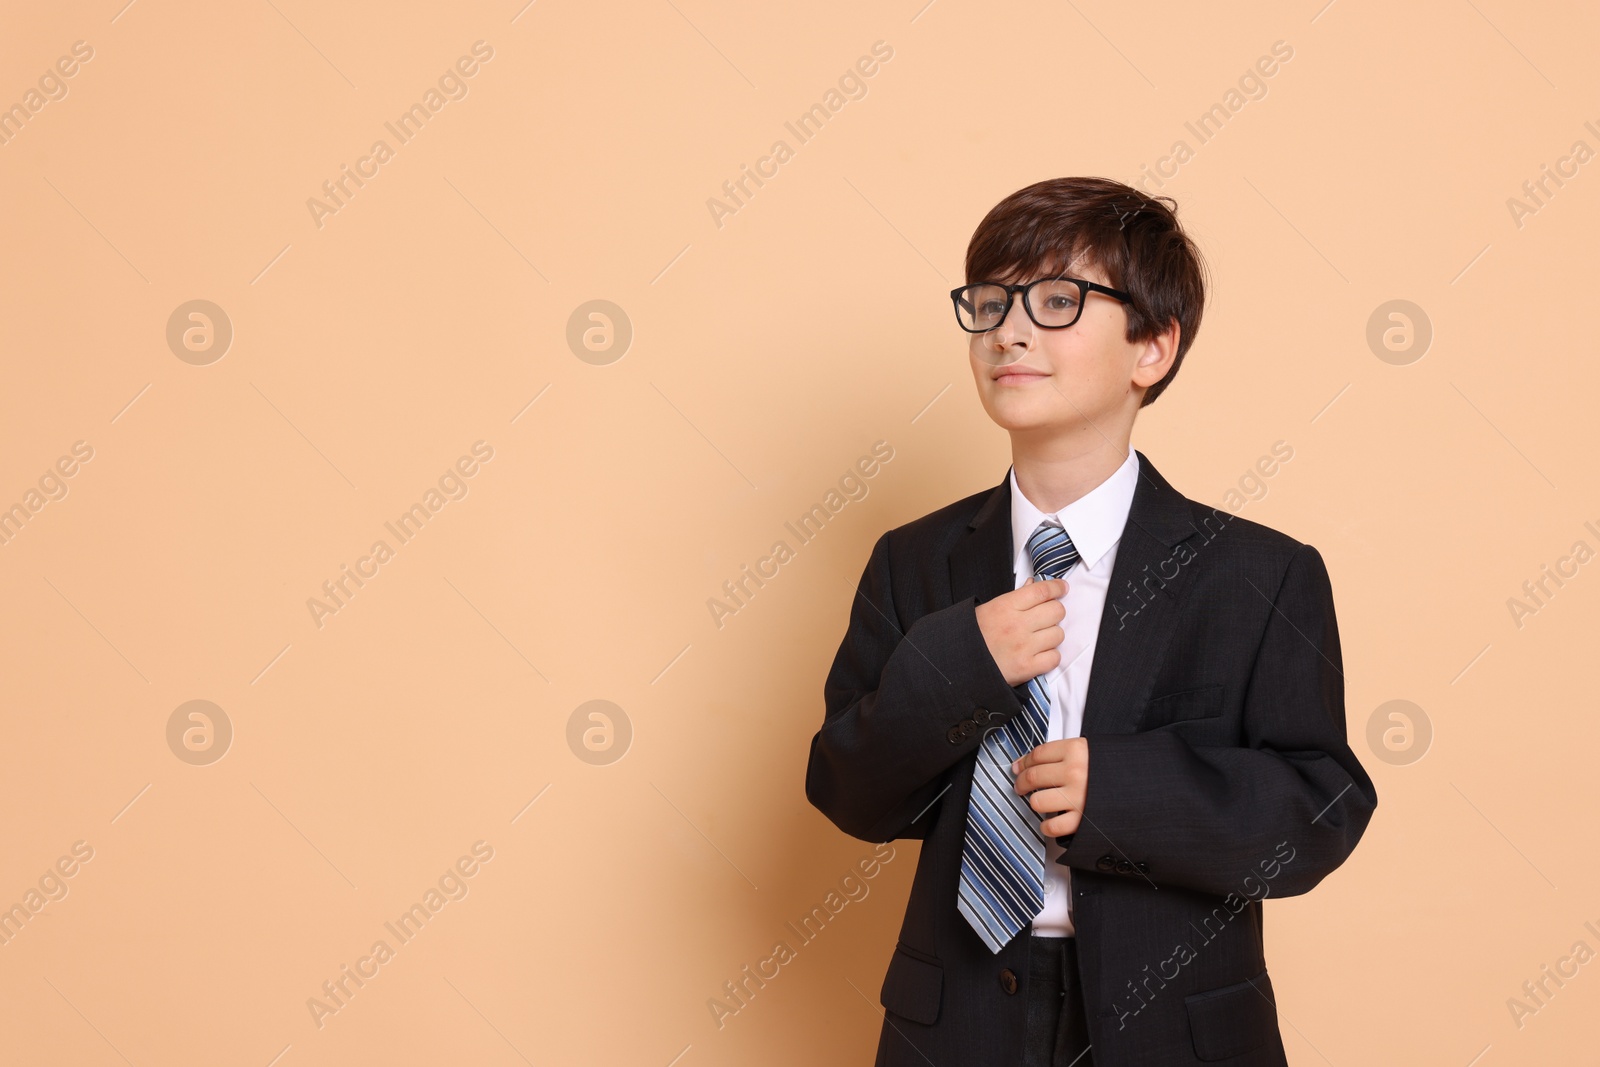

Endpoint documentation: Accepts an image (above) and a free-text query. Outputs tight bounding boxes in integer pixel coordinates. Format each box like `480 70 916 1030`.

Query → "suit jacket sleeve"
1059 543 1378 897
806 530 1025 843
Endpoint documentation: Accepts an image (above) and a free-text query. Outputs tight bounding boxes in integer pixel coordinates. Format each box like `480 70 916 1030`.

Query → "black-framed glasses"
950 276 1133 333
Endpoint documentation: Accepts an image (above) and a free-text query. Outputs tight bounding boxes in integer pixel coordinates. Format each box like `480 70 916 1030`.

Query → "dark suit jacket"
805 450 1377 1067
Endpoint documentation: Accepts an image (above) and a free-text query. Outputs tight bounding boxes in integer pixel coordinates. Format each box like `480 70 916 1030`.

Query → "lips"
993 367 1049 383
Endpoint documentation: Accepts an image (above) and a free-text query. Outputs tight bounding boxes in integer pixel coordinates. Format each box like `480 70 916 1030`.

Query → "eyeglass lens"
955 280 1083 331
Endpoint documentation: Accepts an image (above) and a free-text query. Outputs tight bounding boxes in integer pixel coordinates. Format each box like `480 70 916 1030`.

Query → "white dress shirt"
1008 448 1141 937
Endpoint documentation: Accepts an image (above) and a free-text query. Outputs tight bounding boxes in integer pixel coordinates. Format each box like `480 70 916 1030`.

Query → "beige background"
0 0 1596 1063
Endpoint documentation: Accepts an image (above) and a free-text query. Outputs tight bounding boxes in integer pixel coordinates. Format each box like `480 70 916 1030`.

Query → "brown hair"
963 177 1208 407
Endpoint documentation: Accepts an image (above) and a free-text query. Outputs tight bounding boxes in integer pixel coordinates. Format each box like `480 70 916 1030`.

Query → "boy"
805 177 1377 1066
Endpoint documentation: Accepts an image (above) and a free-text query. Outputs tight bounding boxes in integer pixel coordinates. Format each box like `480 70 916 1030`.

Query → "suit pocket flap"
880 943 943 1025
1141 683 1224 729
1184 968 1276 1061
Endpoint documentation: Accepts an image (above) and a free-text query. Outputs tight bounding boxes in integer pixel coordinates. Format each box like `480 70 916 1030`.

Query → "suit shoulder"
1191 500 1302 547
1178 496 1319 566
882 483 997 555
1172 499 1339 604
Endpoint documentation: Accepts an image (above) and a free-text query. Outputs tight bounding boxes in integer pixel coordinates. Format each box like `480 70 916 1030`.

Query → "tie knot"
1026 521 1079 580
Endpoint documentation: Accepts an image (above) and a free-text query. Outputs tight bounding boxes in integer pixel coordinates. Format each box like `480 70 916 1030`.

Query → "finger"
1009 747 1041 776
1024 599 1067 630
1037 596 1067 623
1010 743 1063 781
1041 810 1082 837
1020 577 1067 606
1027 622 1065 648
1026 740 1070 767
1025 648 1062 677
1014 763 1076 797
1025 788 1076 814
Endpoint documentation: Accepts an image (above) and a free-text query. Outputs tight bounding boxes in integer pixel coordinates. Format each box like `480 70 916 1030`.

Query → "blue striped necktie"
957 519 1080 953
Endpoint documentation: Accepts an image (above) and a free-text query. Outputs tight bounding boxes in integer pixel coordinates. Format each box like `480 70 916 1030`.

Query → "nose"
982 295 1033 366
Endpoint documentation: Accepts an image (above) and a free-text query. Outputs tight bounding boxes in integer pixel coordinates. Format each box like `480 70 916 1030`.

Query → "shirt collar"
1008 449 1141 574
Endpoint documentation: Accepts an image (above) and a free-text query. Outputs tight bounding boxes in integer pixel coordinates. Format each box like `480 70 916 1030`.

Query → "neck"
1009 430 1131 514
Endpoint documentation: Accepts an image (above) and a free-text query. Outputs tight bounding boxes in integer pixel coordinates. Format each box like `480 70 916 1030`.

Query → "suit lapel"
948 470 1014 617
1080 450 1205 736
947 449 1205 738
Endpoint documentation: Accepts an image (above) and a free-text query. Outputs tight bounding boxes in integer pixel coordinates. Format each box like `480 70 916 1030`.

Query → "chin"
988 396 1090 432
983 402 1051 432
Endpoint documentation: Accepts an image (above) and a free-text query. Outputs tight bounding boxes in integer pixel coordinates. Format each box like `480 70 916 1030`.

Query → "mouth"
992 368 1050 385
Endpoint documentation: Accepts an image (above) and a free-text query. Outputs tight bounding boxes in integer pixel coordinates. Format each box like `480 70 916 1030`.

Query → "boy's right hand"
974 578 1068 687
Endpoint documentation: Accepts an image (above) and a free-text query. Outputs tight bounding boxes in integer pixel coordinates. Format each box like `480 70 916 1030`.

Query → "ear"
1131 318 1181 391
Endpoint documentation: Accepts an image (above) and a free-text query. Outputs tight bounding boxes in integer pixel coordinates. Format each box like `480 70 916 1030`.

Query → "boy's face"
966 254 1173 440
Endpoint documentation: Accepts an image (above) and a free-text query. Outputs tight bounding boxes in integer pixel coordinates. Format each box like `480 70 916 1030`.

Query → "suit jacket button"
1096 854 1116 872
947 725 965 744
1114 859 1134 874
1135 861 1149 874
999 968 1019 995
973 707 993 724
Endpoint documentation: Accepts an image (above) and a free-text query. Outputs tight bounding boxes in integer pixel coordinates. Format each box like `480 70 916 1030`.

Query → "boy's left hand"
1011 738 1089 837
